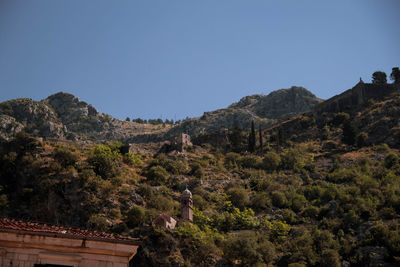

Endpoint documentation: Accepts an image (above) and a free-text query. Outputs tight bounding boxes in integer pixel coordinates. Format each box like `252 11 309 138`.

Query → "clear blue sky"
0 0 399 120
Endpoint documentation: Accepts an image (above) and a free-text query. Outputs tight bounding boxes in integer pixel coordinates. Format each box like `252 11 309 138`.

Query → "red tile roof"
0 217 140 245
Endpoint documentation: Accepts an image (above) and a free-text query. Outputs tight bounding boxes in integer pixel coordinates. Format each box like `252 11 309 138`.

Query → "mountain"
0 87 322 143
130 86 323 143
0 92 171 142
263 81 400 148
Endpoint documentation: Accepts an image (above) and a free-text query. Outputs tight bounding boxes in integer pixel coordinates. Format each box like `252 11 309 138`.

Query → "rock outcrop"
0 92 171 142
0 98 66 139
0 115 24 141
161 86 322 141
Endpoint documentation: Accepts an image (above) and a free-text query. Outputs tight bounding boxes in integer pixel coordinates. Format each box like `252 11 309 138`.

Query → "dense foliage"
1 127 399 266
1 77 400 266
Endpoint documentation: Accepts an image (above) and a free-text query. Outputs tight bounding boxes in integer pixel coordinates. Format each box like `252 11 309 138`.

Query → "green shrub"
193 195 207 211
189 161 204 178
331 112 350 126
123 152 142 167
53 146 79 168
136 184 155 199
327 168 358 183
87 145 120 179
320 249 341 267
223 231 275 266
302 206 319 219
356 132 368 147
281 209 297 224
304 186 325 201
251 192 271 211
227 187 249 210
239 155 261 169
126 206 146 227
288 263 306 267
280 149 301 171
272 191 288 208
224 152 241 169
150 154 187 174
262 151 281 171
263 216 290 238
88 214 111 231
384 152 399 169
147 194 176 213
241 168 266 180
290 193 307 212
145 165 170 185
108 141 123 153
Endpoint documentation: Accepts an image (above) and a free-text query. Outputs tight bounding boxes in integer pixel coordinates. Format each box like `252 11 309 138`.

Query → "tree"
259 124 263 152
372 71 387 84
248 121 256 153
230 126 245 153
227 187 249 210
262 151 280 171
126 206 146 227
53 146 78 168
125 117 130 121
87 145 120 179
342 119 356 145
390 67 400 84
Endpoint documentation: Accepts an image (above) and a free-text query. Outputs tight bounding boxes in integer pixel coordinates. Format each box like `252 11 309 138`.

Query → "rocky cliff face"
0 92 171 142
0 98 66 140
42 92 111 139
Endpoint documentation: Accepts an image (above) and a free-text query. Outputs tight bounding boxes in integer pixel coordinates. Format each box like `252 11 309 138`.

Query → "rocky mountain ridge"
0 92 171 142
263 81 400 148
131 86 323 143
0 87 322 143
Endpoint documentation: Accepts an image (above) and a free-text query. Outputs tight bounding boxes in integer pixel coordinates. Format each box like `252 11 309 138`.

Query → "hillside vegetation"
0 77 400 266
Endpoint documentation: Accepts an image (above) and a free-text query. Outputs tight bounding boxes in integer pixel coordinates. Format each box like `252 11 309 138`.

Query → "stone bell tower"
181 187 193 222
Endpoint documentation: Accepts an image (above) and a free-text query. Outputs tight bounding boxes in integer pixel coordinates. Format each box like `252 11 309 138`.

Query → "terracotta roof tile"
0 217 139 244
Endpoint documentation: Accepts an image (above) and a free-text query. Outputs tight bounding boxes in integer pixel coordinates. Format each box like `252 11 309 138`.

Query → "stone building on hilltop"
172 133 193 152
158 132 193 154
152 213 177 230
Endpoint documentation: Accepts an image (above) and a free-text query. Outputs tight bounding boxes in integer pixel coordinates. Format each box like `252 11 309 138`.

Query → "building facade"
0 218 140 267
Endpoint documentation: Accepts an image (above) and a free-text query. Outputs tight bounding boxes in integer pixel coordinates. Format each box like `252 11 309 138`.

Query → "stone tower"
181 187 193 222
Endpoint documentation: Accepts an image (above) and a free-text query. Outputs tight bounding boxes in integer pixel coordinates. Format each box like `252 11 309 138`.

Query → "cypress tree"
259 124 263 152
230 125 244 153
342 119 356 145
248 121 256 153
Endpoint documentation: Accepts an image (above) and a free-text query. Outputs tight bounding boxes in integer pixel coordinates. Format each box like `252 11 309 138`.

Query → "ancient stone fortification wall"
315 83 399 114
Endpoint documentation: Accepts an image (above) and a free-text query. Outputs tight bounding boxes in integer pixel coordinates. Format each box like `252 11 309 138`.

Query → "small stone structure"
172 133 193 152
152 213 177 230
120 144 134 154
0 218 140 267
158 133 193 154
